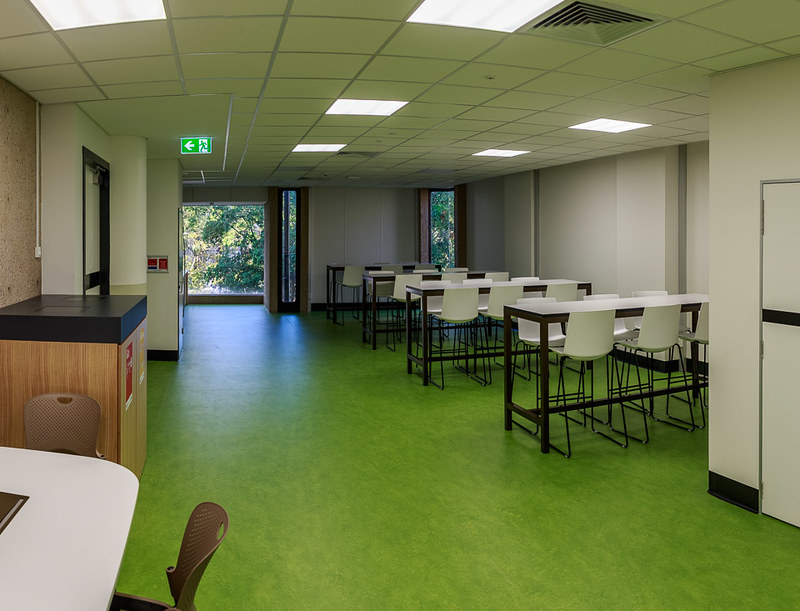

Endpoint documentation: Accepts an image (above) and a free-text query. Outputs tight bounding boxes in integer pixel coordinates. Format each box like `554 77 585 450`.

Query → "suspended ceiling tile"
361 55 464 83
365 127 423 139
0 0 49 38
456 106 533 122
612 21 751 64
181 53 270 79
167 0 287 17
264 78 349 98
0 33 72 71
186 79 264 96
663 116 709 132
304 126 370 139
561 48 678 80
767 36 800 55
342 79 428 100
682 0 800 44
610 106 694 125
671 132 709 143
173 17 282 53
635 65 710 94
382 23 503 61
378 116 444 129
251 125 310 137
416 84 501 106
518 71 620 97
517 111 596 127
58 22 173 61
280 17 399 54
650 95 709 115
441 63 544 90
259 98 330 113
395 101 472 118
479 36 594 71
255 113 319 127
28 86 105 104
101 81 184 98
588 83 683 106
485 90 572 111
270 52 369 78
693 46 786 72
3 63 91 90
232 98 259 113
84 56 179 84
434 118 504 132
290 0 418 20
500 122 560 136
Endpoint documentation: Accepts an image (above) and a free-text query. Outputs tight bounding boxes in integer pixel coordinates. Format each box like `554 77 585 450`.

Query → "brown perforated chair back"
23 393 102 458
167 502 229 611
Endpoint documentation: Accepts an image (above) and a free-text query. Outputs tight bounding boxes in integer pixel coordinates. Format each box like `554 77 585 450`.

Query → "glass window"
430 190 455 270
183 204 264 295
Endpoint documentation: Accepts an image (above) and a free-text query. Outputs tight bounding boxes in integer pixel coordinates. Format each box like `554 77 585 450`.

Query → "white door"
761 180 800 526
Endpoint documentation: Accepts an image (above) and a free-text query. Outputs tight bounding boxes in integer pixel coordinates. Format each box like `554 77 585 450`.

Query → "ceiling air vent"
336 151 379 158
528 1 657 46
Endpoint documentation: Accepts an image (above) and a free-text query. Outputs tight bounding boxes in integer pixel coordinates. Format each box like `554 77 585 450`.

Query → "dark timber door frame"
82 147 110 294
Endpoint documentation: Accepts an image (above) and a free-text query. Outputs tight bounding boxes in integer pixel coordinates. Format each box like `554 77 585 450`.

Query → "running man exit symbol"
180 137 212 154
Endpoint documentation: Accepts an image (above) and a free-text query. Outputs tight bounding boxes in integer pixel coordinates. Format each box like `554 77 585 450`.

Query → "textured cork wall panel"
0 77 40 307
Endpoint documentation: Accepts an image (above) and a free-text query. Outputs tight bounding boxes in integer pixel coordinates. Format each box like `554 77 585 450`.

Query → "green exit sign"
181 137 212 154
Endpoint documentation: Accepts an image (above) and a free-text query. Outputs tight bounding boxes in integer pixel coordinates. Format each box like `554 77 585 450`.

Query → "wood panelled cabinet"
0 295 147 478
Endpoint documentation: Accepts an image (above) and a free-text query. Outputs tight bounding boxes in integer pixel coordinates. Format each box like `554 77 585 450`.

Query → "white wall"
538 156 618 294
503 171 535 279
41 104 147 297
110 135 147 293
147 159 182 352
309 187 416 304
466 177 505 272
687 141 709 294
708 55 800 492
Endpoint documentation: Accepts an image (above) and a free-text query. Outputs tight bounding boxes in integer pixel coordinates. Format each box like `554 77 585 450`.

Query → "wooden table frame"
406 279 592 384
502 294 709 453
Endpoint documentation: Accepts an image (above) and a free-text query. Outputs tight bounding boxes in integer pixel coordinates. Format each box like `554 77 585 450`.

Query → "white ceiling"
1 0 798 187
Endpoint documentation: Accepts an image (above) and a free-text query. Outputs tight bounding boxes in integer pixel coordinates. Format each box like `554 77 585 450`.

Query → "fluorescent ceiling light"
30 0 166 30
569 118 652 133
326 99 408 116
292 144 346 152
408 0 563 33
473 149 530 158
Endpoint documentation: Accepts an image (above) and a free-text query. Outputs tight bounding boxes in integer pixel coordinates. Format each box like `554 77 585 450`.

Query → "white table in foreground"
0 447 139 610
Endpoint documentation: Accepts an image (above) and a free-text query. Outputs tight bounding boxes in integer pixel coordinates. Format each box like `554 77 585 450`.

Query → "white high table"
503 293 709 454
0 446 139 610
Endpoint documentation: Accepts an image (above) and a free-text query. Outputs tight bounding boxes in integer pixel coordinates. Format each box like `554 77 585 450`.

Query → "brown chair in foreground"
111 502 229 611
24 392 104 458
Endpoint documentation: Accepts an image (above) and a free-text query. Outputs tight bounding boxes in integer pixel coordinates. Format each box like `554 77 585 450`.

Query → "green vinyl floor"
116 305 800 609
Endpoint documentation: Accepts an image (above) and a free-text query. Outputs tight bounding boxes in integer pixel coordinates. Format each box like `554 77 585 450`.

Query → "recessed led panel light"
292 144 346 152
408 0 563 33
472 149 530 158
30 0 166 30
326 99 408 116
569 118 652 133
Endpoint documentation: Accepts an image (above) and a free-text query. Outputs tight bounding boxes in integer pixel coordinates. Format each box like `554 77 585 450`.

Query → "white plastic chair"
442 267 469 273
615 304 695 442
337 265 364 323
550 309 621 456
512 297 566 392
463 278 492 311
485 272 509 282
545 282 578 302
430 287 488 388
583 293 636 341
442 272 467 283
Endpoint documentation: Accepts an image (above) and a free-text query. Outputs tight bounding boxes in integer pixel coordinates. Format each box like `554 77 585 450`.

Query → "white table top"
508 293 709 317
407 278 590 291
0 447 139 610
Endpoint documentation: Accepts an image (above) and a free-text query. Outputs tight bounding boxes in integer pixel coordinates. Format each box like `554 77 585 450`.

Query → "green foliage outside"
430 190 455 270
183 205 264 294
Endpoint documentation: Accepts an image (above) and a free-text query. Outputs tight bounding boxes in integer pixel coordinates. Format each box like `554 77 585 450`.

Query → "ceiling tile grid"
0 0 795 186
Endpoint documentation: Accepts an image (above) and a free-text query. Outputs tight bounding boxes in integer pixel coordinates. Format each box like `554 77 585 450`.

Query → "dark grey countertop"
0 295 147 344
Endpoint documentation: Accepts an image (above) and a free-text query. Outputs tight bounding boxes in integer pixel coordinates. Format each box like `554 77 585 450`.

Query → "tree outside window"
183 204 264 294
430 190 455 270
